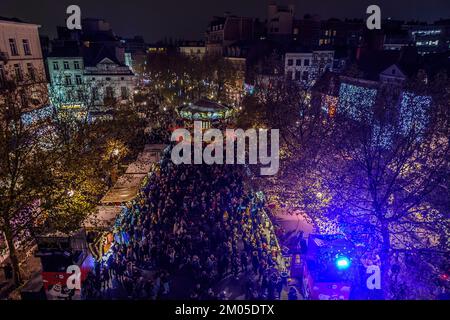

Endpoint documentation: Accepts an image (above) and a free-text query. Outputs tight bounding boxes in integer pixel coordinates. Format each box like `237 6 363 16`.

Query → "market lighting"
336 256 351 270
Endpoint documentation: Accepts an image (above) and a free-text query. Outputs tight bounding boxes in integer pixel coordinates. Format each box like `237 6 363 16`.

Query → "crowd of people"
83 153 287 300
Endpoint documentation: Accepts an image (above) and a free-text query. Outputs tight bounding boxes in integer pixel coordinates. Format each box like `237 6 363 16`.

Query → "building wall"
84 59 136 109
0 19 48 110
206 16 255 56
179 46 206 58
285 51 334 84
0 20 45 80
408 24 450 55
267 3 294 37
47 57 85 107
48 57 135 110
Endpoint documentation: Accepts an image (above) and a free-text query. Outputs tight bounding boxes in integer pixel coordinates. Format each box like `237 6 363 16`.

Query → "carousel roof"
178 99 233 120
179 99 231 113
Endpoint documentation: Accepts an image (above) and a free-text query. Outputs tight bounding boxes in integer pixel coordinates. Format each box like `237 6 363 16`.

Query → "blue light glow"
336 256 351 270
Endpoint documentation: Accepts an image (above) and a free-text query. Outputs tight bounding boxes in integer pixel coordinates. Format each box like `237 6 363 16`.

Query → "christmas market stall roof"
100 174 147 204
83 206 124 230
125 151 157 174
178 99 233 121
125 144 167 174
100 144 167 204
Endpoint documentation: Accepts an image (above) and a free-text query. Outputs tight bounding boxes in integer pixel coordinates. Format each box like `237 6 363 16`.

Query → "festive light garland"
338 83 377 121
399 92 432 136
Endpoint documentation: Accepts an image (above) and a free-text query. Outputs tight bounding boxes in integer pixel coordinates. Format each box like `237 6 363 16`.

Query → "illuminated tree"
311 78 450 299
144 52 243 108
0 71 145 288
0 73 54 285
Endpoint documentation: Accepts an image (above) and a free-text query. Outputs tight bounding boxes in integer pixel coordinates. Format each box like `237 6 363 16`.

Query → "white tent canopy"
84 206 124 230
86 145 166 230
100 173 147 204
100 144 166 204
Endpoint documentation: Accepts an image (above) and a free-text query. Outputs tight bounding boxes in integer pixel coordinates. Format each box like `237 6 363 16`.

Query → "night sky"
0 0 449 42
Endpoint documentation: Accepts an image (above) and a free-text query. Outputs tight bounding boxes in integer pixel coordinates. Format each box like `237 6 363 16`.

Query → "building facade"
48 56 136 114
285 50 334 85
84 57 135 109
0 17 48 109
178 41 206 59
206 15 255 56
267 1 295 39
407 20 450 55
47 56 84 108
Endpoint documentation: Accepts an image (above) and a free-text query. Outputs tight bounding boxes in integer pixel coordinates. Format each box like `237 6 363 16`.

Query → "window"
14 64 23 81
303 71 309 81
63 61 70 70
121 87 128 99
287 59 293 66
75 75 82 85
74 61 80 69
106 77 111 81
53 61 59 70
304 59 310 66
27 63 35 81
9 39 19 56
105 87 114 98
65 75 72 85
92 88 99 100
295 71 301 80
287 71 293 80
22 39 31 55
296 59 302 66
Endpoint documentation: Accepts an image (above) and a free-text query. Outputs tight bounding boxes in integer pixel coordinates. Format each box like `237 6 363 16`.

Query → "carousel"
177 98 234 129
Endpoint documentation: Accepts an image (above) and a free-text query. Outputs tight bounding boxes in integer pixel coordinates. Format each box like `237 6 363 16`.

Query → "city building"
293 16 364 49
47 53 85 110
285 49 334 85
293 15 321 46
406 19 450 55
178 41 206 58
122 36 148 74
47 52 136 117
267 1 295 40
0 17 48 109
46 19 136 117
84 57 135 110
206 14 255 56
